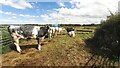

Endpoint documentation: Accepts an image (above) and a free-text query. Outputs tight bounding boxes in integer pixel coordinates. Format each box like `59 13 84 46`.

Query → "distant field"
1 25 118 66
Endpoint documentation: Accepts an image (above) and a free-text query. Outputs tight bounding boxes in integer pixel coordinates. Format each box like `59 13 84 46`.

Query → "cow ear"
47 26 50 29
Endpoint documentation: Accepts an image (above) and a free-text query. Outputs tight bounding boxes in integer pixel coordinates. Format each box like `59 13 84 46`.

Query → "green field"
1 25 118 66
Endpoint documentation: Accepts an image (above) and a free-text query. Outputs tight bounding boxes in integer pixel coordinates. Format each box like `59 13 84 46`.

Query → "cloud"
0 19 22 24
70 0 118 13
0 10 41 24
57 1 65 7
19 14 39 18
0 10 17 16
0 19 41 24
0 10 3 13
19 14 30 17
41 14 52 22
0 0 33 9
0 10 40 19
12 16 16 19
41 0 119 24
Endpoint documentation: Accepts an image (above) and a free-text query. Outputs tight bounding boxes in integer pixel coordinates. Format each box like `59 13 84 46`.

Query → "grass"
1 27 13 54
1 25 118 66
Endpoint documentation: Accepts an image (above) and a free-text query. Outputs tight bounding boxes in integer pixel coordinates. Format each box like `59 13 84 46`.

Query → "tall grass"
1 27 14 54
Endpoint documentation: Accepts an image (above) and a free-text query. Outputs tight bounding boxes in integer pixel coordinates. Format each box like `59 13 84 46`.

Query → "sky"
0 0 119 24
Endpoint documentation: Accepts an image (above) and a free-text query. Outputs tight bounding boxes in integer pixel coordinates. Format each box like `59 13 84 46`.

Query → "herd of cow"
8 25 75 53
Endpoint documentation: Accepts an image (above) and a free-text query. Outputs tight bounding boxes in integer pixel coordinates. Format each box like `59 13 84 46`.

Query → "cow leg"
14 39 21 52
41 36 45 40
11 33 22 52
59 30 61 35
49 33 52 39
72 31 75 37
68 32 72 37
55 29 57 36
37 38 41 50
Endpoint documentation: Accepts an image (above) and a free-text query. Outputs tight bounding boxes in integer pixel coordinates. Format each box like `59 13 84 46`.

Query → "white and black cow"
49 27 65 38
66 27 75 37
8 25 50 52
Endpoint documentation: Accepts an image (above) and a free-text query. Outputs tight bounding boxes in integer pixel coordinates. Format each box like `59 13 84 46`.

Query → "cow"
49 27 65 38
8 25 50 52
66 27 75 37
58 27 66 34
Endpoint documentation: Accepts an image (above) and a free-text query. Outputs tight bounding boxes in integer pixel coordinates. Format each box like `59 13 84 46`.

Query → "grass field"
1 25 118 66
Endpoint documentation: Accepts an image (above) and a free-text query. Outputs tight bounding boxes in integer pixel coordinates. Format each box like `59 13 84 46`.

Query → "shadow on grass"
3 41 48 54
20 44 38 50
84 38 119 67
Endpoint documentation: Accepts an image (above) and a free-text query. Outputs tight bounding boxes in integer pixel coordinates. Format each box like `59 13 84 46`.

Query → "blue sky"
0 0 119 24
